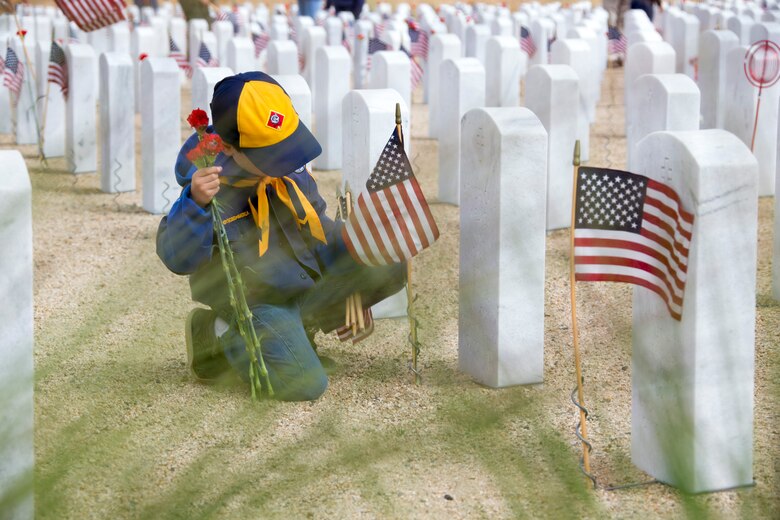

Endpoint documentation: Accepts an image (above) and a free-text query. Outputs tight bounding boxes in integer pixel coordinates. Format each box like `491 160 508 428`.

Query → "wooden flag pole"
569 139 591 475
396 103 420 385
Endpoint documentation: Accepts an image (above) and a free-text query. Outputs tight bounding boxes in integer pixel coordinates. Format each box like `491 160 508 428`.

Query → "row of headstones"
0 90 759 512
620 8 780 299
623 7 780 196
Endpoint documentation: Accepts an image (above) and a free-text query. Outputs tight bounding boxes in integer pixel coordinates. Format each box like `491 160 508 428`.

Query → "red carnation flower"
201 133 224 155
187 108 210 132
17 29 27 38
139 53 148 61
186 141 207 165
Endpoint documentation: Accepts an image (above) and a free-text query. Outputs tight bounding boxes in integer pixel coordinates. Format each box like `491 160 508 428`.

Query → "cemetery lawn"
13 67 779 519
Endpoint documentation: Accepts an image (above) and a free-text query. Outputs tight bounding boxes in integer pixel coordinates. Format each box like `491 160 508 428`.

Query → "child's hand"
190 166 222 207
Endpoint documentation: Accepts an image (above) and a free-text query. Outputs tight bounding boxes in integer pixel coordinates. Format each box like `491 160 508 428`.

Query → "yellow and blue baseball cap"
210 71 321 178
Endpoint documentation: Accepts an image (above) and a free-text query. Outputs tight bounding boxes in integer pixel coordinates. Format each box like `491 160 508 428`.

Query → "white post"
341 89 411 319
0 150 34 520
191 66 234 121
65 43 96 173
427 33 461 138
267 40 299 75
438 58 485 206
484 36 523 108
632 129 757 493
141 58 181 214
698 30 739 129
313 45 350 170
459 107 547 387
369 51 412 115
99 53 135 194
627 74 700 171
525 64 579 230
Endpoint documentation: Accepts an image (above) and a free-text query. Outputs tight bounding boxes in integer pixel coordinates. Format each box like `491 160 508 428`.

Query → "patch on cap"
267 110 285 130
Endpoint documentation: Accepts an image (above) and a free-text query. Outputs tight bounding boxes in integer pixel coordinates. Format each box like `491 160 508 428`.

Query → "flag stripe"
648 179 695 224
356 195 396 264
376 189 417 258
575 254 683 302
639 226 689 272
344 216 379 265
575 237 686 288
386 185 420 256
371 191 409 260
394 181 431 250
575 272 681 320
408 175 440 243
362 193 401 263
645 192 693 242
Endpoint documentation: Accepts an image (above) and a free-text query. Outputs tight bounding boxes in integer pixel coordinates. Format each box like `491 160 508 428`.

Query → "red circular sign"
744 40 780 89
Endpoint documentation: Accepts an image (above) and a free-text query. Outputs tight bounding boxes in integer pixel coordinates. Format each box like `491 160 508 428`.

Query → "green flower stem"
211 199 273 399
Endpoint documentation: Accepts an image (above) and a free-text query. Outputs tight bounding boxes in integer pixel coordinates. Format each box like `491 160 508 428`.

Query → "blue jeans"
220 303 328 402
218 262 407 401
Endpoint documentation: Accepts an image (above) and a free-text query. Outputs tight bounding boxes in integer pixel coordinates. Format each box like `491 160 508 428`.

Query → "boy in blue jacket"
157 72 405 401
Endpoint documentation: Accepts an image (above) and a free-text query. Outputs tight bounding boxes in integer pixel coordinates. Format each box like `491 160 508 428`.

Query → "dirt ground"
6 66 779 519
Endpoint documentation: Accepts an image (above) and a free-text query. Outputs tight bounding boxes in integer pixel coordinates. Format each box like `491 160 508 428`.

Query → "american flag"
252 30 270 58
196 42 219 68
366 36 388 71
48 41 68 98
3 47 24 101
401 45 424 90
607 26 627 56
216 9 242 35
342 126 440 266
408 21 429 60
573 167 694 321
169 38 192 78
336 308 374 343
54 0 126 32
520 25 537 57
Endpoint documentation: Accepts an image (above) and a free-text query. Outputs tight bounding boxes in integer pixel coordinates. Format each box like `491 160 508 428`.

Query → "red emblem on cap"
267 111 285 130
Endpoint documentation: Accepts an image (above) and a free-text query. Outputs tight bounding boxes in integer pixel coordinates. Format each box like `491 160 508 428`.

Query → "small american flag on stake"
196 41 219 68
366 36 388 71
401 45 424 90
520 25 537 58
607 26 627 57
3 47 24 102
342 124 439 266
169 38 191 78
48 41 68 98
54 0 126 32
573 167 694 320
408 19 429 60
252 30 270 58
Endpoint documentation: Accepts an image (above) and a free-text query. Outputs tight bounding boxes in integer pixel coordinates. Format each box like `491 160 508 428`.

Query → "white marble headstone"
484 36 523 108
313 45 350 170
632 129 757 493
459 107 547 388
191 66 234 121
369 50 412 115
627 73 700 170
525 64 579 230
625 41 676 130
341 88 411 318
464 23 491 64
438 58 485 206
267 40 299 75
550 38 591 162
226 38 256 74
141 58 181 215
427 33 462 139
698 30 739 129
65 43 96 173
99 53 135 194
0 150 34 520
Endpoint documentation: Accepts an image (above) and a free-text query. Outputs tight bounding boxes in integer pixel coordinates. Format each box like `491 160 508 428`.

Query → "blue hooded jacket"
156 129 352 311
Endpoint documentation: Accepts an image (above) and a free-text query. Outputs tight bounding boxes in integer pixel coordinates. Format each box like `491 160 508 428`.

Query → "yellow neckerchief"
220 175 327 257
